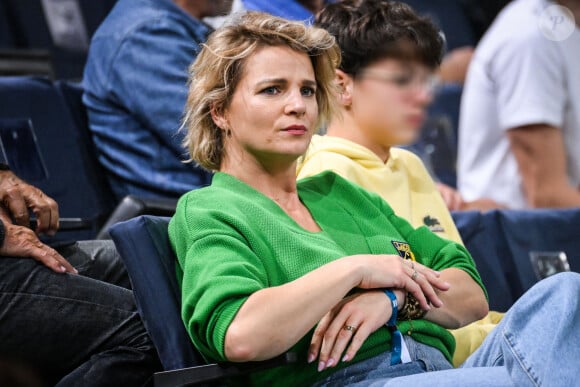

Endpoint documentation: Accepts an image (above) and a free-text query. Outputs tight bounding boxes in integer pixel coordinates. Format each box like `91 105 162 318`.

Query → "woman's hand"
354 254 449 310
308 290 394 371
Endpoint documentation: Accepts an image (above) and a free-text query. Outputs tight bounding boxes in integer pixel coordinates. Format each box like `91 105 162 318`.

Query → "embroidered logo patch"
391 241 416 261
423 215 444 233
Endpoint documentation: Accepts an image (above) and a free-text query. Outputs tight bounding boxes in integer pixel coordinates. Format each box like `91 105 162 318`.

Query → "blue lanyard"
384 289 403 365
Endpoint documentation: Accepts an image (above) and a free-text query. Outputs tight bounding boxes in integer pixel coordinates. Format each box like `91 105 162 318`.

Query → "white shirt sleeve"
492 31 566 131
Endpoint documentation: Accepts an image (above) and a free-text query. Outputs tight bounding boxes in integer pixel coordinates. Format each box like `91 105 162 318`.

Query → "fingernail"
307 353 315 363
342 354 350 362
318 361 325 372
326 358 334 368
60 265 67 272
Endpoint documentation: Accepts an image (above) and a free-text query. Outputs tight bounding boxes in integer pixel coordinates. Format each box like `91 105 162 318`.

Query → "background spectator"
83 0 233 201
458 0 580 209
0 166 160 385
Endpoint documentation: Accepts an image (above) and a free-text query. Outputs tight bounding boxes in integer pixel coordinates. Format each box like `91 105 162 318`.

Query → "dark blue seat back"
109 215 203 370
452 210 516 312
495 208 580 295
0 2 16 48
453 208 580 311
0 76 116 240
54 79 115 206
2 0 117 79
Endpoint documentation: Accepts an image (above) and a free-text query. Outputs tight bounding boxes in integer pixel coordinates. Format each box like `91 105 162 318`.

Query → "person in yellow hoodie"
297 0 503 367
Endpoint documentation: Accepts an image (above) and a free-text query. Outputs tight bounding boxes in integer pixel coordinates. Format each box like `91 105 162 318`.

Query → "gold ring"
343 325 357 332
411 270 419 280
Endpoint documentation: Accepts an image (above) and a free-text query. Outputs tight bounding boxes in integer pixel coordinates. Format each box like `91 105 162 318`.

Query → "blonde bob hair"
182 11 341 171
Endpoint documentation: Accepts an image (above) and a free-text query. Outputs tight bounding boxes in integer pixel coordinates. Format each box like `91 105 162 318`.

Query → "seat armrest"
97 195 178 239
154 352 298 387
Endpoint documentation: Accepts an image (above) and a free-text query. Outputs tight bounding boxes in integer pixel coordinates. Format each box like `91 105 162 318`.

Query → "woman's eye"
301 87 316 97
261 86 280 95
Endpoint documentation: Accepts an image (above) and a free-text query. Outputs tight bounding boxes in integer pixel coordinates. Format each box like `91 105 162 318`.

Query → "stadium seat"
109 215 296 386
495 208 580 296
0 76 117 241
0 1 16 48
452 208 580 311
452 210 517 312
2 0 117 79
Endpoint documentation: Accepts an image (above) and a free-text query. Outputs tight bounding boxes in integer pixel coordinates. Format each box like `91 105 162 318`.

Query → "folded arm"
224 254 447 362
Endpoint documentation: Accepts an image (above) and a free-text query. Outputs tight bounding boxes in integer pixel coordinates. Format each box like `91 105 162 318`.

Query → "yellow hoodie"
297 134 502 367
297 135 463 244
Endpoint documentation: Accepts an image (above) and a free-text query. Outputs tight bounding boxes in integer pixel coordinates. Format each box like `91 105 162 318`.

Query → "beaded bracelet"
399 292 428 321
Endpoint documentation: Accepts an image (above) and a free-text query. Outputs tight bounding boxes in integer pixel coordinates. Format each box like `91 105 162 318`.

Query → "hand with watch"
0 163 59 235
0 163 76 273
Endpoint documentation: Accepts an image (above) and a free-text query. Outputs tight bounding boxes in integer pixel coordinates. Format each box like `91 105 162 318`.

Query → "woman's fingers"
402 261 449 309
340 322 368 364
317 313 361 370
308 313 332 364
312 291 389 372
409 261 450 292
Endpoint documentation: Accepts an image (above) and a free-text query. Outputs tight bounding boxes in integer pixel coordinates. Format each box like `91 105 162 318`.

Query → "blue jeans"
312 336 453 387
379 272 580 386
0 240 160 386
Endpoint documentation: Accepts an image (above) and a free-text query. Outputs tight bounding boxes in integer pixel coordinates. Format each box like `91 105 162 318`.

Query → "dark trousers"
0 240 160 386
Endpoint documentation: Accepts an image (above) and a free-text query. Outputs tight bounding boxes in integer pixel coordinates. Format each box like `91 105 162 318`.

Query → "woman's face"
350 58 435 148
218 45 319 169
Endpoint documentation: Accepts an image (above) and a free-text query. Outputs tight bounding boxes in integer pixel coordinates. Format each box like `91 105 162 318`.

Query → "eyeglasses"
356 69 439 94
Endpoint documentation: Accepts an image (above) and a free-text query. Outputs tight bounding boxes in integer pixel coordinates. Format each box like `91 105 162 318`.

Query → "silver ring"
411 270 419 281
343 325 357 332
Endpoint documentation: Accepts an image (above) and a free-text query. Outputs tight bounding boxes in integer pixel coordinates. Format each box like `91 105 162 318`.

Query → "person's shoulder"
298 170 391 211
176 177 244 209
390 148 434 178
391 148 425 166
93 0 204 40
175 185 216 213
302 135 359 160
298 135 373 178
298 170 355 194
479 0 552 50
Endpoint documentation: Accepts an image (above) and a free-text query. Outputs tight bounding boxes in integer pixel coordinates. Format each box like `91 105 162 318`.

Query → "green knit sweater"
169 171 486 386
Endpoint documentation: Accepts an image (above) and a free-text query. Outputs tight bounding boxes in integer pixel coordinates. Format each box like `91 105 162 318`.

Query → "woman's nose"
285 91 307 115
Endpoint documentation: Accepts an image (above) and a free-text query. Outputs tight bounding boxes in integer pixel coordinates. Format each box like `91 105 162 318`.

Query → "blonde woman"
170 11 580 387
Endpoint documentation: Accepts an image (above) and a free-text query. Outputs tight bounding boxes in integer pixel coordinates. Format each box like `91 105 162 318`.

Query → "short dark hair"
315 0 444 74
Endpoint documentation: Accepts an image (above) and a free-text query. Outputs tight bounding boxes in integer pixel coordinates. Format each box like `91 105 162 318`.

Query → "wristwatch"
0 219 5 248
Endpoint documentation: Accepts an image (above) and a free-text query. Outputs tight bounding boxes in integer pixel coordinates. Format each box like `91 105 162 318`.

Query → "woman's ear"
210 104 228 130
335 69 354 107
